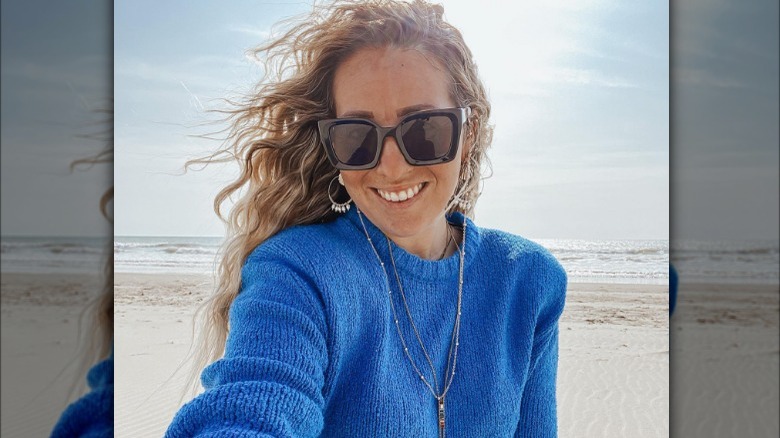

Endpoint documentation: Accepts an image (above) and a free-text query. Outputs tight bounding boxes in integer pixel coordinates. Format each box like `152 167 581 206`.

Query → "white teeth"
377 183 424 203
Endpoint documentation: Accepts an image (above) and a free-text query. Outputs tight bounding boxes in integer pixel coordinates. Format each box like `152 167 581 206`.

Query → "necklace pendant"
438 397 445 438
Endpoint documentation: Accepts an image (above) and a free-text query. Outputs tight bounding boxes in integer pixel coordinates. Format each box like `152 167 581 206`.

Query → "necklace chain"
437 225 454 260
356 208 466 437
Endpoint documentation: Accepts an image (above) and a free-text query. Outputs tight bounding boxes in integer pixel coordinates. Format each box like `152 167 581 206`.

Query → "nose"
375 133 411 177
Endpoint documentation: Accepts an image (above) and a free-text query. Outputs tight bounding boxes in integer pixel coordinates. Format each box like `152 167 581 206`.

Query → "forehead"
332 47 454 118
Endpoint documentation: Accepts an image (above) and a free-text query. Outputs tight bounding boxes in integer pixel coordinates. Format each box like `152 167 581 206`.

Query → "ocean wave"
555 248 668 256
566 269 668 278
671 240 779 252
114 241 219 253
2 241 106 255
161 246 214 255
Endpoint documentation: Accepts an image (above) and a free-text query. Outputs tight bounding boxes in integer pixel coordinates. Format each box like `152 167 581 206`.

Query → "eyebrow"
340 104 436 119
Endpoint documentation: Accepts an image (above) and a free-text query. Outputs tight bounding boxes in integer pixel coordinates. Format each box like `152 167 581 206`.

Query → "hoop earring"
328 174 352 213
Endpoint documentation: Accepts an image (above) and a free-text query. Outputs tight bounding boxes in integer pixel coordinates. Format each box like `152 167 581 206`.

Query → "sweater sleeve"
515 254 567 438
165 256 328 438
50 350 114 438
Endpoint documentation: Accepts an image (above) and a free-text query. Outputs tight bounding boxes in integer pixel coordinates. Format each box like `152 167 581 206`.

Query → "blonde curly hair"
187 0 493 394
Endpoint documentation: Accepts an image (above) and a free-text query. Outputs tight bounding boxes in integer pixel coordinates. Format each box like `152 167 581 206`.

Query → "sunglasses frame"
318 106 471 170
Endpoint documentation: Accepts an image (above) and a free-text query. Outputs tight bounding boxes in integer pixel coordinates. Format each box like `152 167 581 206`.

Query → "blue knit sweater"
166 209 567 437
50 349 114 437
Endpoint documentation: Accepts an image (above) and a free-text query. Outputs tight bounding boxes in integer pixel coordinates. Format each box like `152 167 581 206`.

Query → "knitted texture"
166 209 567 437
50 349 114 438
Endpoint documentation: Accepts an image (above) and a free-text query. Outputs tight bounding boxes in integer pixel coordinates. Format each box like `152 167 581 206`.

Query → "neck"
389 216 452 260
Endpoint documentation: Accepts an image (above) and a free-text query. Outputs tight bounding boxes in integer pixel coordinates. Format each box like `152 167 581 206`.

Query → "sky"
1 0 113 237
671 0 779 242
113 0 670 240
11 0 777 242
2 1 776 242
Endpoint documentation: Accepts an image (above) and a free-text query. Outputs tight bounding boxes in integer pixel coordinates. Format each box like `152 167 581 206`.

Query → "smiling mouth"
375 182 425 203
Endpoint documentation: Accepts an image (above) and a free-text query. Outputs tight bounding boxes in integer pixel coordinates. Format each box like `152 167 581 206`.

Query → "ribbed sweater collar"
338 207 481 283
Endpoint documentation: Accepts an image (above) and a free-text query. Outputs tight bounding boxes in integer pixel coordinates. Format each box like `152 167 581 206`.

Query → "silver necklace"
436 225 454 260
356 208 466 438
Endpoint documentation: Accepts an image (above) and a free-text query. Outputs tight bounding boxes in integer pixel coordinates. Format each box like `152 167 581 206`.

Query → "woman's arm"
515 324 561 438
50 350 114 438
165 257 328 438
515 254 567 438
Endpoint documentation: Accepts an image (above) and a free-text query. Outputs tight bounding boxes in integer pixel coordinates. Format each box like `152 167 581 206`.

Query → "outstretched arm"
166 257 329 438
50 349 114 438
515 255 567 438
515 324 560 438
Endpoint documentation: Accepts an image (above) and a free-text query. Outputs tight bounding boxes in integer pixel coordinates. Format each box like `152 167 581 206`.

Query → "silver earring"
328 174 352 213
448 181 472 212
450 161 473 211
452 191 472 211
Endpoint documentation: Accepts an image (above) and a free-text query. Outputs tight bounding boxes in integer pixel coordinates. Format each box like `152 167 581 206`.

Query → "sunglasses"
318 107 470 170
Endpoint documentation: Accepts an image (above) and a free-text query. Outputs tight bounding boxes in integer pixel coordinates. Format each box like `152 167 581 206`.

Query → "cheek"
437 162 462 192
338 171 367 194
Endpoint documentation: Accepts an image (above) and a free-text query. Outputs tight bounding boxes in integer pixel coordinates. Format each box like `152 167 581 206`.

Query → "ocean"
5 236 777 286
110 237 780 285
670 239 780 285
1 236 109 275
114 236 673 285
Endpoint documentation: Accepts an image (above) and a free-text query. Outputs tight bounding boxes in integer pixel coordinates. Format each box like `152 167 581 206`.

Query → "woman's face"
332 47 466 246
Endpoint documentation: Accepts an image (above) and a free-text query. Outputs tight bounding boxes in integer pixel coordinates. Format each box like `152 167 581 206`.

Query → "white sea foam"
671 240 780 285
113 236 222 275
16 236 774 286
112 236 677 284
537 239 670 284
1 237 108 274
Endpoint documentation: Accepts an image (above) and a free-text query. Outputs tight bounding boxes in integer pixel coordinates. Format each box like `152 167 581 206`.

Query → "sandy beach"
4 272 777 437
1 273 103 437
671 282 779 437
110 273 671 437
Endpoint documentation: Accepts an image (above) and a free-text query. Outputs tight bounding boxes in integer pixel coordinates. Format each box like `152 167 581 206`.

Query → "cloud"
546 67 638 89
675 67 747 89
115 55 251 93
1 54 108 91
226 24 272 41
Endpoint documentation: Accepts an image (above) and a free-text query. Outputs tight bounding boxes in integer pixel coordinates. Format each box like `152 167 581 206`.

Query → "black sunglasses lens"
398 115 454 161
330 122 377 166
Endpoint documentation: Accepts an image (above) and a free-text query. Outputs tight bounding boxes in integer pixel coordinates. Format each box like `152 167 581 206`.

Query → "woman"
167 0 566 436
